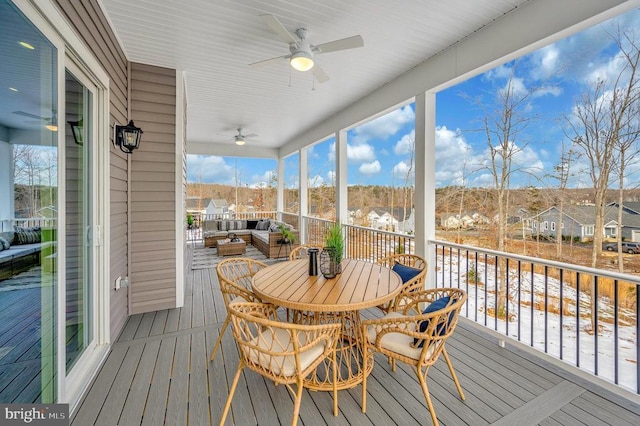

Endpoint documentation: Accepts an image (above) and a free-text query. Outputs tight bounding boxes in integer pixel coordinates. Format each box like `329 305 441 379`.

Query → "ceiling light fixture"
8 87 18 92
19 41 34 50
290 50 314 72
235 135 246 145
45 122 58 132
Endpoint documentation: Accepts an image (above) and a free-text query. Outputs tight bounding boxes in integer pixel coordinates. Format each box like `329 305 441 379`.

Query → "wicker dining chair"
220 302 342 426
289 244 324 261
361 288 467 426
376 253 427 314
210 257 268 362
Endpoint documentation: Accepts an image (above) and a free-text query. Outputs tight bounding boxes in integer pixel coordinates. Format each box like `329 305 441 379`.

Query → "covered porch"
70 245 640 425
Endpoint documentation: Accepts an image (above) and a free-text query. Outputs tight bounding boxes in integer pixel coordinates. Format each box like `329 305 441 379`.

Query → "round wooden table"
252 258 402 391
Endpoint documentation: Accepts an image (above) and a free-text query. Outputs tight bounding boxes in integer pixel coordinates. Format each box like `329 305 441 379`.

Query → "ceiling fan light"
45 123 58 132
290 50 314 71
235 137 246 145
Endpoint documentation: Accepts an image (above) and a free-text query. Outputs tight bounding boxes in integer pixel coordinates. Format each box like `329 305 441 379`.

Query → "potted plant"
277 223 296 244
321 222 344 278
186 213 194 229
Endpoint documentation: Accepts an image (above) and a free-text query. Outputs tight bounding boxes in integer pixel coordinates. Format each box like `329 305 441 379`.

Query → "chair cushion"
392 262 421 283
366 312 434 360
230 295 248 304
248 328 326 377
414 296 451 347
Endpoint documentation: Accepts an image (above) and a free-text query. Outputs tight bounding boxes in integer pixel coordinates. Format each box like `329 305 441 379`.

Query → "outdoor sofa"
202 218 299 258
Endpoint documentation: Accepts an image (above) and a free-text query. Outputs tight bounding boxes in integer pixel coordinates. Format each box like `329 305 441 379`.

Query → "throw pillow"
0 236 8 250
247 220 258 229
268 222 280 232
219 221 229 231
392 262 422 283
258 220 269 230
414 296 452 348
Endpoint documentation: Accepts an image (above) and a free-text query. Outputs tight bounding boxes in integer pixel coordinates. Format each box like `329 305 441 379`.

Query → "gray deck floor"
71 245 640 425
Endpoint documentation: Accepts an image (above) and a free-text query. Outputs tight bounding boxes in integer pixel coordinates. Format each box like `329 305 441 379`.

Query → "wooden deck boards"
71 246 640 425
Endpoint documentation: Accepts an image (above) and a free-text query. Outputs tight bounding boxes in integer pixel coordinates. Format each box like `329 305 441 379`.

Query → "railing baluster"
576 272 581 368
544 265 548 354
494 255 498 331
517 260 521 342
559 268 564 360
506 257 510 336
614 279 619 385
594 275 599 376
475 251 479 323
531 262 534 347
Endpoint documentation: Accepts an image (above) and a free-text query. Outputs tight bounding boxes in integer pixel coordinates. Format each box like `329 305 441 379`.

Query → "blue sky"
187 9 640 190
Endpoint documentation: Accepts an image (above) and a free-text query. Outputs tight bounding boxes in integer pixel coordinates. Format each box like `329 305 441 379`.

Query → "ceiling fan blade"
312 64 330 83
12 110 47 120
315 35 364 53
249 55 289 69
260 14 298 46
243 133 258 138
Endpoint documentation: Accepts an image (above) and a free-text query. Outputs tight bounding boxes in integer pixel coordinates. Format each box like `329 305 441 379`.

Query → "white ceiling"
99 0 531 154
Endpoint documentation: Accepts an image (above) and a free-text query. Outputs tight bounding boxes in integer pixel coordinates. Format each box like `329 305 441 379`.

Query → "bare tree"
550 142 577 258
401 137 415 233
568 28 640 269
611 31 640 273
478 64 541 316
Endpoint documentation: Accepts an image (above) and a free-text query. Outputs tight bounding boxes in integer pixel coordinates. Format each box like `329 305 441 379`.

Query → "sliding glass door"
64 68 95 373
1 0 107 405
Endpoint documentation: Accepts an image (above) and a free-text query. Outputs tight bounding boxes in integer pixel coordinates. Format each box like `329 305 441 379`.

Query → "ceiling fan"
250 14 364 83
13 110 58 131
228 128 257 146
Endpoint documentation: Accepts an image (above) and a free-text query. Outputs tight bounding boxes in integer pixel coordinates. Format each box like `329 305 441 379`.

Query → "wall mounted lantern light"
114 120 143 154
68 118 83 145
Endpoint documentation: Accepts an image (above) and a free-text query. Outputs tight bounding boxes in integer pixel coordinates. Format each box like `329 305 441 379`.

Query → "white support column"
299 148 308 244
335 129 348 225
277 157 285 221
0 140 14 231
415 92 436 288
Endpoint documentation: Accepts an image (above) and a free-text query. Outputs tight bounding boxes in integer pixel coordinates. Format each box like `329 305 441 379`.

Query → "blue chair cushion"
392 262 421 283
414 296 452 348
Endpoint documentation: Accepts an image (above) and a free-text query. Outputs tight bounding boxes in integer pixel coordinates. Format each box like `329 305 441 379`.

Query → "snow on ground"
436 253 638 393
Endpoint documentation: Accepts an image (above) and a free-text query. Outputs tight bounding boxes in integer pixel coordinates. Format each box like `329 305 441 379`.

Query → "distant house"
532 205 640 242
367 210 380 228
607 201 640 215
377 212 398 230
206 199 229 217
440 211 487 229
397 209 415 234
186 197 211 215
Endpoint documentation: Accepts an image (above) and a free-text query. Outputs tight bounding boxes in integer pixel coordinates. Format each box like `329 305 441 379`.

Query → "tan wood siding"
54 0 130 341
129 63 177 314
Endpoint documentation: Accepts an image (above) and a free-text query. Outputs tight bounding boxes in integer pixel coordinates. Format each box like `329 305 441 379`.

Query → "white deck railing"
301 215 639 394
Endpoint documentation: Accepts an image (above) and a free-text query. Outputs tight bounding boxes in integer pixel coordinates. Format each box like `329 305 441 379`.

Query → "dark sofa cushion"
246 220 258 229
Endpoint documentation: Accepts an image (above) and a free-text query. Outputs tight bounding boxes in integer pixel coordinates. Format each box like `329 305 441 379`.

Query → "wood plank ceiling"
100 0 530 153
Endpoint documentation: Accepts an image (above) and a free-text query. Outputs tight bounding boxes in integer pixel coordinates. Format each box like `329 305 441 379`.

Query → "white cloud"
253 170 277 186
359 161 381 175
530 44 561 80
308 174 325 188
499 76 528 98
329 141 376 163
433 126 479 187
394 130 415 155
393 161 414 179
186 155 234 184
352 105 415 143
348 143 376 162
